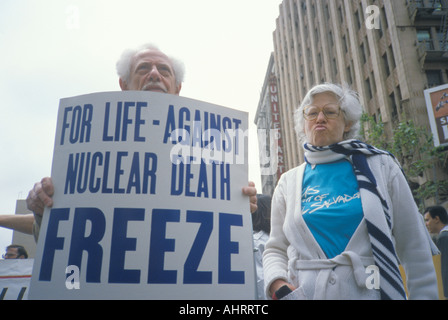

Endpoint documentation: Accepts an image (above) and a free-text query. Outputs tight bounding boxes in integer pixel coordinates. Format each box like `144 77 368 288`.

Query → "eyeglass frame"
2 253 20 259
302 103 343 121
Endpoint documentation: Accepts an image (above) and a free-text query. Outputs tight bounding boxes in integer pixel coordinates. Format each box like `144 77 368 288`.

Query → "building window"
432 0 443 10
365 78 373 100
333 58 338 77
360 43 367 65
426 70 443 87
347 65 353 85
389 91 398 122
338 6 344 24
382 53 391 77
437 29 448 51
329 30 334 47
417 29 434 50
414 0 424 8
343 35 348 53
354 9 361 30
388 45 397 71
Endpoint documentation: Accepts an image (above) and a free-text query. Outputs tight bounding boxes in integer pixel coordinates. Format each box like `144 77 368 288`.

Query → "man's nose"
147 66 161 81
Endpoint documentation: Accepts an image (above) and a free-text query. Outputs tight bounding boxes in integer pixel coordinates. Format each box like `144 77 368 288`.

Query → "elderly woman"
263 83 439 300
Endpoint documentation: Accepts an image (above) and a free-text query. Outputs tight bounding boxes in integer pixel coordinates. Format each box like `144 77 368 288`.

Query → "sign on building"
424 84 448 147
28 91 255 299
269 74 285 180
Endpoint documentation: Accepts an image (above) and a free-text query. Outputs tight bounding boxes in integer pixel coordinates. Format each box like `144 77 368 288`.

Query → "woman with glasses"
263 83 438 300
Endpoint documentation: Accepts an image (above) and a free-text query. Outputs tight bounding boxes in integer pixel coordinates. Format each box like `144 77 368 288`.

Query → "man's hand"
26 177 54 216
242 181 257 213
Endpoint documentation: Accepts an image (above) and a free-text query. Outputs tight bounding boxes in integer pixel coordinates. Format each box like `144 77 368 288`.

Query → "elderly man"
27 43 257 239
116 43 184 94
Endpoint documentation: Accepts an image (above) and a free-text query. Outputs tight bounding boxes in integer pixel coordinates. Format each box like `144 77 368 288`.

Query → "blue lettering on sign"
170 161 230 200
68 208 106 283
102 101 147 142
39 208 70 281
183 210 213 284
219 213 244 284
147 209 180 284
64 151 157 195
60 105 93 146
109 208 145 284
38 208 245 285
162 104 243 150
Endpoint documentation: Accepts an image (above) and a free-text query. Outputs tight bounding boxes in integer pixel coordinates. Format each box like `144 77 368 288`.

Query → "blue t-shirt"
301 160 364 259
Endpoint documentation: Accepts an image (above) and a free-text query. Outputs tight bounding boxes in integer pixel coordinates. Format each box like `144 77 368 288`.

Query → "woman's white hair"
116 43 185 86
294 82 363 144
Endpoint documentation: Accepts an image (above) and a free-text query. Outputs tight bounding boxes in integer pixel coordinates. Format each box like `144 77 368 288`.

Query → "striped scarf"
304 139 407 300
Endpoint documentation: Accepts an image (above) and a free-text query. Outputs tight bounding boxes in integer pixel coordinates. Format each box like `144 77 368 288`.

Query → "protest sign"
28 91 255 299
0 259 33 300
424 83 448 147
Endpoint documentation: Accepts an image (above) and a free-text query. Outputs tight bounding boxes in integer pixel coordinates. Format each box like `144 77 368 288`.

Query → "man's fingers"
26 184 44 215
41 177 54 196
40 177 54 205
250 202 258 214
242 181 258 213
26 177 54 215
242 181 257 196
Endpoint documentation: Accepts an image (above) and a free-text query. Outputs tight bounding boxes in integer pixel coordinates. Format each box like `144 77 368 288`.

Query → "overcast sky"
0 0 283 255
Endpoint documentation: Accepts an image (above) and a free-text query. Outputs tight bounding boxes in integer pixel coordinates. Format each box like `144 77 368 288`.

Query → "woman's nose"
315 110 327 122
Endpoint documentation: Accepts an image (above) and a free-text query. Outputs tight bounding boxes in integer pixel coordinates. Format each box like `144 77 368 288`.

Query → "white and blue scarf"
303 139 436 300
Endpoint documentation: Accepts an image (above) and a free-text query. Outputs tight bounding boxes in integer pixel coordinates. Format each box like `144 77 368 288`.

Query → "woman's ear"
344 121 353 133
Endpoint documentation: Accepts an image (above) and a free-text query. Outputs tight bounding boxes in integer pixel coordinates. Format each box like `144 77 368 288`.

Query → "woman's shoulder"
273 163 307 196
365 152 404 182
366 151 401 168
281 163 306 180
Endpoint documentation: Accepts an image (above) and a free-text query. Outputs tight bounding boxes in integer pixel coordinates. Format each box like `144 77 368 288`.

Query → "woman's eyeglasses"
303 104 341 121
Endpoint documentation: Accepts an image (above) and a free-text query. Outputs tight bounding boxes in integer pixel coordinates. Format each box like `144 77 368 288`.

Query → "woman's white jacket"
262 154 438 300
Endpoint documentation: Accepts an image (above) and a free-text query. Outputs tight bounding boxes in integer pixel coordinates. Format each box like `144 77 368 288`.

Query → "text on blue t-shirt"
301 160 364 259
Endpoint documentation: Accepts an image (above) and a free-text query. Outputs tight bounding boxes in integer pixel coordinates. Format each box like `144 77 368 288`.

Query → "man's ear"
175 83 182 95
119 78 128 91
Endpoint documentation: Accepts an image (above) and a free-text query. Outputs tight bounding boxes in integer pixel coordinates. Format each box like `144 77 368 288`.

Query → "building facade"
257 0 448 201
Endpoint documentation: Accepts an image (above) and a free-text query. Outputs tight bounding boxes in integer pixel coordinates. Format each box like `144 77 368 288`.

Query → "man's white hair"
116 43 185 86
294 83 363 144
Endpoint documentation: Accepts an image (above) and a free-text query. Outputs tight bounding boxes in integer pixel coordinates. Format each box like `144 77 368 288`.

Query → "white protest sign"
29 91 255 299
0 259 33 300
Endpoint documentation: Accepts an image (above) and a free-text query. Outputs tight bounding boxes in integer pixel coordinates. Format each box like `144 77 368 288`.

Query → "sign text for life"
58 101 244 200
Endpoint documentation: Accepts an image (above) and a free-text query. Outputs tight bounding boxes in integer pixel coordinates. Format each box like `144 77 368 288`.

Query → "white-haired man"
116 43 184 94
27 43 257 239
